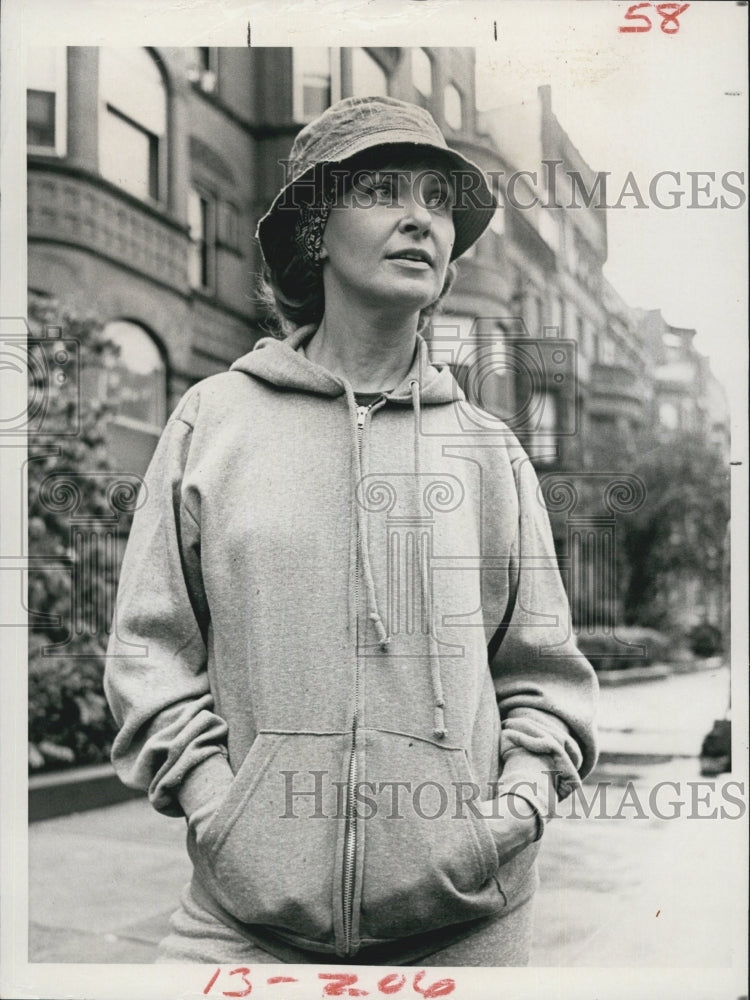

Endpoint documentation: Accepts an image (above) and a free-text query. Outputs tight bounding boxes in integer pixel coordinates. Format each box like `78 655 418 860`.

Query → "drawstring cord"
410 379 447 740
347 376 448 739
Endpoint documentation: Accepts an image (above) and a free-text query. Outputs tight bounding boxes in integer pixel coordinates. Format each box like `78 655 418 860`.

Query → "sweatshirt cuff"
497 749 559 825
177 751 234 823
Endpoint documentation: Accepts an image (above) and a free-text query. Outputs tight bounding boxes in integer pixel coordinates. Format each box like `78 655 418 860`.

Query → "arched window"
351 49 388 97
99 48 167 202
411 49 432 106
102 320 167 475
444 83 463 131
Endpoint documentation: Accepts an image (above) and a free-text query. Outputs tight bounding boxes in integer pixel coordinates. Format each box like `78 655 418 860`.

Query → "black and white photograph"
0 2 747 999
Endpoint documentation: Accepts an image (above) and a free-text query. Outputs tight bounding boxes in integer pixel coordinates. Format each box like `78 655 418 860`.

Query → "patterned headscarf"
293 182 337 268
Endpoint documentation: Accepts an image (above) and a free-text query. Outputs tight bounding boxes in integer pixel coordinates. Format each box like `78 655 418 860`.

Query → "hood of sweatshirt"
229 323 464 406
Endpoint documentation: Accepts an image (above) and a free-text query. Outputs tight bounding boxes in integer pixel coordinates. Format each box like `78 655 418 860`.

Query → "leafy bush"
688 622 723 659
27 297 134 772
28 636 118 770
577 626 671 672
700 718 731 763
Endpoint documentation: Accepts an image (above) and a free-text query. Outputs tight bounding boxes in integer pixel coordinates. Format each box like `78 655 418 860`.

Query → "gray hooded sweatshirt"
104 324 598 960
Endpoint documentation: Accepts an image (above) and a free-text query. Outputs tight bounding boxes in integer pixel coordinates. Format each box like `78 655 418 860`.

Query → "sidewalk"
28 665 743 967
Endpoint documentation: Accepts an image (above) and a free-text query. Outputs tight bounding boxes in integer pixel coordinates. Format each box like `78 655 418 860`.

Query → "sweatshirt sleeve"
103 390 234 819
489 450 599 817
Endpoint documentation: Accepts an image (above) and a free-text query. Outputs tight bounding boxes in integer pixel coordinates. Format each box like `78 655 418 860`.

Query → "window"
444 83 463 130
293 49 341 122
27 46 67 154
99 48 167 202
526 389 558 463
186 47 217 93
659 401 679 431
598 336 616 365
194 48 211 72
565 225 578 273
217 200 240 252
551 296 565 337
102 321 167 476
412 49 432 105
188 187 215 290
525 288 543 337
576 314 585 350
535 294 545 331
351 49 388 98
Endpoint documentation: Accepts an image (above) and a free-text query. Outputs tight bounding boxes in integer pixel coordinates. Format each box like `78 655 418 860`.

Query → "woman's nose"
398 186 432 234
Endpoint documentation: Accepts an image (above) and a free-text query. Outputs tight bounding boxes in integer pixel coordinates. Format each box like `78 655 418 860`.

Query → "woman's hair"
257 148 461 337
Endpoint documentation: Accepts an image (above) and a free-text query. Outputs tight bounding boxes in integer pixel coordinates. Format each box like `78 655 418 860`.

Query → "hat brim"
256 139 496 272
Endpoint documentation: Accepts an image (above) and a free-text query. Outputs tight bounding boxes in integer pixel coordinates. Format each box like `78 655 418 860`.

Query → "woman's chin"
363 278 440 314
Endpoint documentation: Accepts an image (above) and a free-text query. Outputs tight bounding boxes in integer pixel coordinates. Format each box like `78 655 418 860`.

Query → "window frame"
188 184 217 293
98 47 167 206
26 47 67 157
99 319 168 475
102 102 161 202
292 48 342 124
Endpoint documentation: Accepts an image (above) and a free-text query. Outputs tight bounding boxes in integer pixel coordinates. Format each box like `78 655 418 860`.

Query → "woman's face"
320 156 456 316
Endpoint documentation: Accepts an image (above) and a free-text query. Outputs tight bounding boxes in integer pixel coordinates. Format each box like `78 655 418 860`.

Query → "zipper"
342 399 381 953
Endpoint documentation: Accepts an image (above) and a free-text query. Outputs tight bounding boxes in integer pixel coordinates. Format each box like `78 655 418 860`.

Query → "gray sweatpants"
155 879 534 967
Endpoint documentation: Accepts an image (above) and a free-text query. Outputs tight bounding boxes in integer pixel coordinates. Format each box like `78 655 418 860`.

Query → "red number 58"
619 3 690 34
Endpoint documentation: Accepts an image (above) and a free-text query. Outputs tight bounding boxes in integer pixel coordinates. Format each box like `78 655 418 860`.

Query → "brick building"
27 45 727 478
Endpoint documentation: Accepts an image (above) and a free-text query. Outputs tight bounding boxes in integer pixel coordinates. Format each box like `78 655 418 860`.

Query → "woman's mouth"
386 249 434 269
388 257 431 270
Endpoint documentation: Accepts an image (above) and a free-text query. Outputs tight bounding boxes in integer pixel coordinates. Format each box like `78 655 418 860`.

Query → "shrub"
26 297 133 772
577 626 671 672
688 622 723 659
28 637 119 770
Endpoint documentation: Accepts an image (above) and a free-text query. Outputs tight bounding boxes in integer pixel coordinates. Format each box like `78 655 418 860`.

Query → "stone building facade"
27 44 728 508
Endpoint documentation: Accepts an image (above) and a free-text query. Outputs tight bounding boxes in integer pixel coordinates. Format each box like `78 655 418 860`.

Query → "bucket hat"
256 95 496 272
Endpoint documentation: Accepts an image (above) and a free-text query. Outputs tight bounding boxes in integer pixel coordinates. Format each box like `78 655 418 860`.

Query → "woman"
104 95 598 967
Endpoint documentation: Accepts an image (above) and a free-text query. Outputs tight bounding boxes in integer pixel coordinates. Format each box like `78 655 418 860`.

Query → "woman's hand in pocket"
477 793 540 866
179 754 234 846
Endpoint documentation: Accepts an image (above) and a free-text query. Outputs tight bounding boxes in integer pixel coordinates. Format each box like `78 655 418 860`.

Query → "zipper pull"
356 405 368 431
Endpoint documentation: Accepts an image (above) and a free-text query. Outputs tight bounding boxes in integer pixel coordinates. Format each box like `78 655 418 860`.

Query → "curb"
595 665 671 686
595 750 695 766
29 763 142 823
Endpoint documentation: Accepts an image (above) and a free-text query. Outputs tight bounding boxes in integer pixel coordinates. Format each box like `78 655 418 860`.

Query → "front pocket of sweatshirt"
358 731 506 942
195 732 347 946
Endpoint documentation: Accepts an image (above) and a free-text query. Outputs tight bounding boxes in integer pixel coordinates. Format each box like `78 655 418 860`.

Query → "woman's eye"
367 175 396 198
423 185 452 209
